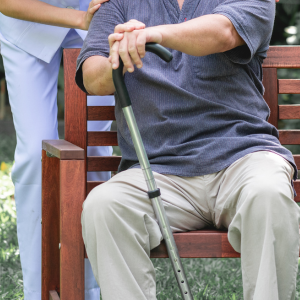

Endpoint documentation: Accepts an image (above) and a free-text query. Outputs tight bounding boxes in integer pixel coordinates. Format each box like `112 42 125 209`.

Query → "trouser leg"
213 151 300 300
82 169 211 300
0 36 61 300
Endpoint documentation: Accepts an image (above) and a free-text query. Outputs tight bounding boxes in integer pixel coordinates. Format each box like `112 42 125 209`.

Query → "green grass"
0 134 16 163
0 162 23 300
152 257 243 299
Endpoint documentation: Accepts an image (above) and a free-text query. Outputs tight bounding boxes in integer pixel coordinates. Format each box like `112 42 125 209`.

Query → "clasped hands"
108 20 162 73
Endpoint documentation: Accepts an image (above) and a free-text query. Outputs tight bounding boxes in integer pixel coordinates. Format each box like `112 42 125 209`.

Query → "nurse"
0 1 144 299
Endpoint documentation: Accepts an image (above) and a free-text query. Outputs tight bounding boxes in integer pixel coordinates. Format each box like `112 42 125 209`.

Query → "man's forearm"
156 14 245 57
109 14 245 72
82 56 115 95
0 0 84 29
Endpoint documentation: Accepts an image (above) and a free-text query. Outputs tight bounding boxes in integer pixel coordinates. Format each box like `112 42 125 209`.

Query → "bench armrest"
42 140 84 160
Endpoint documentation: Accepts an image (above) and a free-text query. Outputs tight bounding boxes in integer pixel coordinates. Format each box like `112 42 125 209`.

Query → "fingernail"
112 63 117 69
137 64 142 68
128 68 134 72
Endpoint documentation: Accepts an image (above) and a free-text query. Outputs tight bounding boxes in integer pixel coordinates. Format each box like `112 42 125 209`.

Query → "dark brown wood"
64 49 88 194
263 46 300 68
87 181 104 195
60 160 85 300
278 79 300 94
42 140 84 160
87 106 116 121
293 155 300 170
294 180 300 203
88 131 118 146
49 291 60 300
42 150 60 300
279 105 300 120
263 68 278 127
279 130 300 145
150 230 240 258
64 49 87 150
87 156 121 171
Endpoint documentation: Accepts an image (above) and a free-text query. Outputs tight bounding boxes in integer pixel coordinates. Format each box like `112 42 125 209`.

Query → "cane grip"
112 43 173 108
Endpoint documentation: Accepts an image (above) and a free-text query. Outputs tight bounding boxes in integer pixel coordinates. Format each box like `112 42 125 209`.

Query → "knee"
82 182 122 224
239 177 298 227
242 173 293 205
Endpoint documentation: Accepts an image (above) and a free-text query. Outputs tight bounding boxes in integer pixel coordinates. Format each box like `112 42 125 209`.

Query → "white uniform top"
0 0 90 62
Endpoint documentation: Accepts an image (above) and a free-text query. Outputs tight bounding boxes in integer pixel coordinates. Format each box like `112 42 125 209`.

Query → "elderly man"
75 0 300 299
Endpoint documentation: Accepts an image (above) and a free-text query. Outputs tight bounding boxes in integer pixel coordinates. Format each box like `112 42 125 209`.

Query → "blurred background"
2 1 300 299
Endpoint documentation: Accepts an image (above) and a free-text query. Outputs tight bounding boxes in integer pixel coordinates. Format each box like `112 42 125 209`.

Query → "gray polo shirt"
76 0 297 180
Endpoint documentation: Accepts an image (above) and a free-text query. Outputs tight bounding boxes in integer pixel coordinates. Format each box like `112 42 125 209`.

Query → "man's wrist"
150 25 172 47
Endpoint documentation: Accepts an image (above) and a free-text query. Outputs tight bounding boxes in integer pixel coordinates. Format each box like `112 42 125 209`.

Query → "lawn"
0 162 23 300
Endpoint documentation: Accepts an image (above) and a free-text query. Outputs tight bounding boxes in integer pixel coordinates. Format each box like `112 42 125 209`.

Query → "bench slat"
293 155 300 169
278 79 300 94
88 132 118 146
87 106 116 121
87 181 104 195
263 46 300 68
150 230 240 258
279 130 300 144
87 156 121 171
279 105 300 119
294 180 300 202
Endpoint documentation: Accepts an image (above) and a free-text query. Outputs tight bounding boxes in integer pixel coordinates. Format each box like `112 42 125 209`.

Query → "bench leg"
60 160 85 300
42 150 60 300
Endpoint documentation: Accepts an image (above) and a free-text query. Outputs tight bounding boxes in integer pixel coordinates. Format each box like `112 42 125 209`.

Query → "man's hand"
109 26 162 72
108 20 148 72
114 19 146 34
81 0 109 30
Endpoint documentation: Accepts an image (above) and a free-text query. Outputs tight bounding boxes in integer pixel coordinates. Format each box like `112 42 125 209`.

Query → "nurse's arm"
0 0 108 30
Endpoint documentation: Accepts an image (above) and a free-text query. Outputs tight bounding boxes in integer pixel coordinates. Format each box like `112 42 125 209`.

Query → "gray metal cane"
112 43 193 300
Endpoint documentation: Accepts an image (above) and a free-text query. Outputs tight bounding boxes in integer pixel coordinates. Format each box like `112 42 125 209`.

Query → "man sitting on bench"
75 0 300 299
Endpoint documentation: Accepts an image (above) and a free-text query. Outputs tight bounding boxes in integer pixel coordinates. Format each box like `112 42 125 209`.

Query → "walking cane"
112 43 193 300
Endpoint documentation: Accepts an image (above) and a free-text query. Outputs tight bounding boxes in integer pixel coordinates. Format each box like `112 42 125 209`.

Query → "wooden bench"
42 46 300 300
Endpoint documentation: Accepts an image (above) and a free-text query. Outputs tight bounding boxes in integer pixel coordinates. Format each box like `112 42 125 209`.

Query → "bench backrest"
63 47 300 201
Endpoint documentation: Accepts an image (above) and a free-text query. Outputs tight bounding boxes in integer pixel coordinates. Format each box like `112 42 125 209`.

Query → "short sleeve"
75 0 125 92
213 0 275 64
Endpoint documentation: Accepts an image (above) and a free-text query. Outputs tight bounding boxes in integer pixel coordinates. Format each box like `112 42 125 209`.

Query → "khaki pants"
82 151 300 300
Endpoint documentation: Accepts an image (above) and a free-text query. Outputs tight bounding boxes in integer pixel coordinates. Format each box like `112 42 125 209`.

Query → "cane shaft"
123 106 193 300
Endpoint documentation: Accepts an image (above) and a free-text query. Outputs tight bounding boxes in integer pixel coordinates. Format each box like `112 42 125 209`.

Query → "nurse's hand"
82 0 109 30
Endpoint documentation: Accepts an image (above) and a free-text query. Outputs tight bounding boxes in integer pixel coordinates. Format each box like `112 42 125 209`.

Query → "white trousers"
0 29 114 300
82 151 300 300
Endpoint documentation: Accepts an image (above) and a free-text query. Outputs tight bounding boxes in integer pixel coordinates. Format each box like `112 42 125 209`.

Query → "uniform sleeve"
213 0 275 64
75 0 125 92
